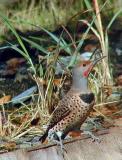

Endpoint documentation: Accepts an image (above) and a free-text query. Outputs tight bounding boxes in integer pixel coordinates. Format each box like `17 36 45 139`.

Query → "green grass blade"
0 13 28 55
84 0 92 10
60 38 72 54
107 9 122 30
22 37 49 55
80 20 101 40
41 27 72 54
0 13 36 74
41 28 63 45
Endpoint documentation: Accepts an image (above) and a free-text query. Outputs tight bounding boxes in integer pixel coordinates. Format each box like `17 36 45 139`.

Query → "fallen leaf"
0 95 11 105
100 106 118 116
6 58 25 68
53 79 62 86
4 141 16 151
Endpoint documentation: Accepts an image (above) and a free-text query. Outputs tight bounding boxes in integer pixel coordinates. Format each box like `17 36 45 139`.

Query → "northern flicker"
39 53 105 147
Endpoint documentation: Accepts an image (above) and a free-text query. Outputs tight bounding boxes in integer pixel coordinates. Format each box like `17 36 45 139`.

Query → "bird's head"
72 54 106 78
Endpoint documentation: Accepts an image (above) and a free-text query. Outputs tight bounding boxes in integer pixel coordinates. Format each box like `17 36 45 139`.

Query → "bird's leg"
58 135 65 155
56 132 67 153
53 136 67 158
51 131 67 157
81 130 101 143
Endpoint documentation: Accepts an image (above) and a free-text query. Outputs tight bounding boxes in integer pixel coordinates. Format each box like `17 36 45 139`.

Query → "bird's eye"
83 63 86 67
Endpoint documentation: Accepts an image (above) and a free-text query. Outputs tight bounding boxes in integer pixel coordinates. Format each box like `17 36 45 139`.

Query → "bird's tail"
39 131 48 143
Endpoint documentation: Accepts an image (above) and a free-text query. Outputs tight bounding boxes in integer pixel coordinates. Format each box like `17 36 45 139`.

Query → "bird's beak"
83 56 106 77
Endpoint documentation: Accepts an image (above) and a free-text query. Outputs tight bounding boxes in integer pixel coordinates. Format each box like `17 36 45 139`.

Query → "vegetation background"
0 0 121 152
0 0 122 42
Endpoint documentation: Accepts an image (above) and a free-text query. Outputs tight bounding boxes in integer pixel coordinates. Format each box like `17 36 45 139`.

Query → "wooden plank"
29 147 64 160
0 150 29 160
28 127 122 160
28 129 109 152
0 126 121 160
64 129 122 160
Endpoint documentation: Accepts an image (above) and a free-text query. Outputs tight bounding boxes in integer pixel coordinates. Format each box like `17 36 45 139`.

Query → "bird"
39 53 105 150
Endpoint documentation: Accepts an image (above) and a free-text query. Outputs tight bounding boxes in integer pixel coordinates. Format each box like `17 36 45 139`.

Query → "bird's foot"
48 130 67 157
59 140 67 154
82 130 101 143
53 138 67 158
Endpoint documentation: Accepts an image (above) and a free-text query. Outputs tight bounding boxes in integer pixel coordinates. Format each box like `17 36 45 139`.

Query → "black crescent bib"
79 93 95 104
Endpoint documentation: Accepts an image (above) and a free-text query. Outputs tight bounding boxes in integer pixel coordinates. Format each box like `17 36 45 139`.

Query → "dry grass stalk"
93 0 112 85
